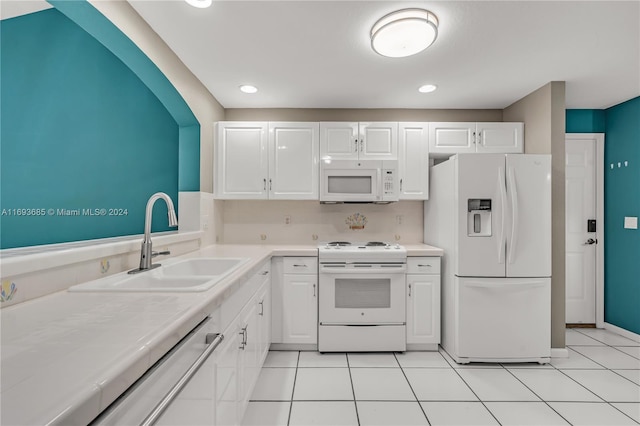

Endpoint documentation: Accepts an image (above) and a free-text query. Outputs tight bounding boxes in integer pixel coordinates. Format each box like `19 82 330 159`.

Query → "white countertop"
0 243 442 425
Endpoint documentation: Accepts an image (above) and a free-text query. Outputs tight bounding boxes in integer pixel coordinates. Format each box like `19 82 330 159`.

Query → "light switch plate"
624 216 638 229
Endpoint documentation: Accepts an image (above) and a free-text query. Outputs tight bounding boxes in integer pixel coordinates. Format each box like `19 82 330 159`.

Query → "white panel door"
320 122 358 160
457 277 550 359
215 122 268 199
359 122 398 159
282 274 318 344
476 123 524 154
429 122 475 155
268 122 319 199
406 274 440 344
565 138 597 323
398 122 429 200
505 154 552 277
455 154 507 277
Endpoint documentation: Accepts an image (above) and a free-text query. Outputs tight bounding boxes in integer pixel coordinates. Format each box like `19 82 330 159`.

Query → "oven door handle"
319 264 406 274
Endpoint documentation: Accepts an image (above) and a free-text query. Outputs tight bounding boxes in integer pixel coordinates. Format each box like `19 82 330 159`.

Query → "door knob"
583 238 598 245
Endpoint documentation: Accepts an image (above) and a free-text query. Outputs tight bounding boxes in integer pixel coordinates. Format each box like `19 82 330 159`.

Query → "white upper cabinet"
475 122 524 153
320 122 397 160
398 122 429 200
215 122 319 200
319 122 358 160
429 122 523 156
268 122 319 200
429 122 475 154
215 122 269 199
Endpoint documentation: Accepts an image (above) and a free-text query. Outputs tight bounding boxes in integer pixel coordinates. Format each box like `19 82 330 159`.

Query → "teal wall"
566 109 606 133
603 98 640 334
567 99 640 334
0 6 195 249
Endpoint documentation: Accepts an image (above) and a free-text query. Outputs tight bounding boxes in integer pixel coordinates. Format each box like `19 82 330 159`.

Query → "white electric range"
317 241 408 352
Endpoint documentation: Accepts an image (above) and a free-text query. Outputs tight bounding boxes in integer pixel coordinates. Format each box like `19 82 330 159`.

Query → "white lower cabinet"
406 257 441 349
151 262 271 426
271 256 318 347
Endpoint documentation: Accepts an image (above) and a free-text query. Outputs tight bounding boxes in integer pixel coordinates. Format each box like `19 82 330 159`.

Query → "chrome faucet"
129 192 178 274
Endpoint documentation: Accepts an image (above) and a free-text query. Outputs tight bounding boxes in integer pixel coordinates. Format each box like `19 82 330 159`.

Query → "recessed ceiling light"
371 9 439 58
239 85 258 94
184 0 212 8
418 84 438 93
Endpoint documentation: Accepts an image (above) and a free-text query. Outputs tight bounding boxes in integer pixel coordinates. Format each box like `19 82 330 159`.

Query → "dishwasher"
91 315 234 426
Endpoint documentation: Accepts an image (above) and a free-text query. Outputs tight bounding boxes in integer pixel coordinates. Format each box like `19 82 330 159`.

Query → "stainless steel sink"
69 257 249 292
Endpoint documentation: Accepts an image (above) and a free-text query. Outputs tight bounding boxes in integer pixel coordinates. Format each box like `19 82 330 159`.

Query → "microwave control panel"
383 170 395 194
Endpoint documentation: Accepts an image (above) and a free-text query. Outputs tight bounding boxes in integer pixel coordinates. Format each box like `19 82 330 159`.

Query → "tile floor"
242 328 640 425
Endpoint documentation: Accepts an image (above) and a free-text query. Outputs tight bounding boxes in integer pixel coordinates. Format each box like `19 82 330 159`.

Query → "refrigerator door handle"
508 167 519 264
497 167 507 264
466 281 546 289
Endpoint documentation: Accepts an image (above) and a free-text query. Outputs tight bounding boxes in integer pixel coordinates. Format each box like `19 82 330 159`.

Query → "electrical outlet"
396 215 403 225
624 216 638 229
284 215 291 225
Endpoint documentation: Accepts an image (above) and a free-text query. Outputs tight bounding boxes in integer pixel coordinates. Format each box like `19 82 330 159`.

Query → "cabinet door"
282 274 318 345
428 122 475 155
215 122 268 199
320 122 358 160
359 122 398 159
406 274 440 344
398 122 429 200
256 278 271 365
476 122 524 153
268 122 319 199
237 301 259 418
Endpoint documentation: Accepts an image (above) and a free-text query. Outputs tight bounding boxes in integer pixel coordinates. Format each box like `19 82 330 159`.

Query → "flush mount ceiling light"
418 84 438 93
184 0 212 8
239 85 258 94
371 9 439 58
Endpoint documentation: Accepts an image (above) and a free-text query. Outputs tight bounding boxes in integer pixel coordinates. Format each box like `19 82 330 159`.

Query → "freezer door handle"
497 167 507 264
508 167 519 264
466 282 546 289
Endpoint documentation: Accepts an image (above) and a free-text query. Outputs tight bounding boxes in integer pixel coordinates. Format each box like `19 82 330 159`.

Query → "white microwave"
320 159 399 203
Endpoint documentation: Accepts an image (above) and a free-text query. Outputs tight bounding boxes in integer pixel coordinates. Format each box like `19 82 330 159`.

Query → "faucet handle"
152 250 171 258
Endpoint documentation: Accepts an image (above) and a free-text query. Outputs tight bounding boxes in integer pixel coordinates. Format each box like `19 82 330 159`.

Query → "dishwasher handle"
140 333 224 426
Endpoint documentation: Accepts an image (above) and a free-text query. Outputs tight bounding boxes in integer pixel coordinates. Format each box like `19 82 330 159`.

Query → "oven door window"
335 278 390 309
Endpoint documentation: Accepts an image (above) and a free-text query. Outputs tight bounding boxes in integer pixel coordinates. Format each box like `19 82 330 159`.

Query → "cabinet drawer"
283 257 318 274
407 257 441 274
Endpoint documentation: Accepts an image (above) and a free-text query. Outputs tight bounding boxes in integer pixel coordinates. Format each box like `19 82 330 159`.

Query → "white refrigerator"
425 154 551 363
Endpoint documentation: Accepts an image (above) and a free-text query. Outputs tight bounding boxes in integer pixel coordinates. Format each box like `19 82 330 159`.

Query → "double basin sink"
69 257 249 292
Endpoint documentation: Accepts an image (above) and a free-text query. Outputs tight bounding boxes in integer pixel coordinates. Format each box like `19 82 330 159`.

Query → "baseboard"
604 323 640 343
406 343 439 351
551 348 569 358
566 323 596 328
270 343 318 351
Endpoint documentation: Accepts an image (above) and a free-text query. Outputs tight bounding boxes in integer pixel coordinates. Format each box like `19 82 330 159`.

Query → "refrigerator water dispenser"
467 199 492 236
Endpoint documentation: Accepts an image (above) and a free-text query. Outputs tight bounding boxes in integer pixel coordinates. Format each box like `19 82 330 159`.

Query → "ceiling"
4 1 639 110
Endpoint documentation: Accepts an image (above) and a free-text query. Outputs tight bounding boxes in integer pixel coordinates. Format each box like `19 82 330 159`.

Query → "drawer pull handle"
140 333 224 426
293 264 307 267
418 264 432 267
